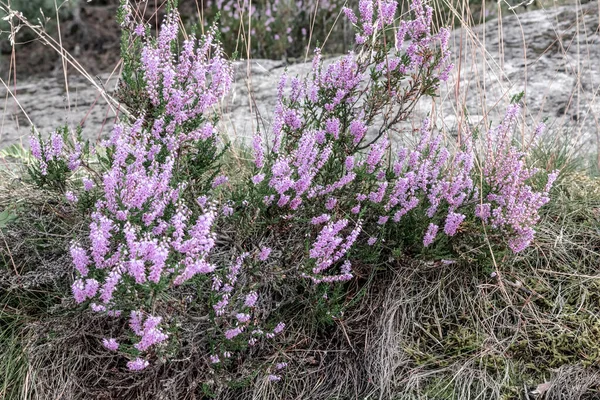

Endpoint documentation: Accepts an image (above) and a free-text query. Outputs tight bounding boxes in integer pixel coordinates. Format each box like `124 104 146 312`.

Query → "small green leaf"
510 91 525 104
0 208 17 229
0 143 33 163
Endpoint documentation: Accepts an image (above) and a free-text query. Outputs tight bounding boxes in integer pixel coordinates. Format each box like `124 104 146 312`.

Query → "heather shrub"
23 0 559 387
28 125 89 192
26 4 288 372
244 0 557 287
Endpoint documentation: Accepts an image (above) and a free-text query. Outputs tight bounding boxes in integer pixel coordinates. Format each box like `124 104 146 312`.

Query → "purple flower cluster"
305 219 362 284
366 118 475 245
69 11 233 370
345 0 452 83
208 253 283 362
130 312 169 352
247 0 463 281
478 105 558 252
102 338 119 351
29 129 82 177
140 12 232 149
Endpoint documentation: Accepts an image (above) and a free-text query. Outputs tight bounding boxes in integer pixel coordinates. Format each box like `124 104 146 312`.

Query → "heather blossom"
127 358 149 371
29 127 84 182
102 338 119 351
66 10 234 370
258 246 272 261
250 0 469 284
478 105 559 252
423 223 439 247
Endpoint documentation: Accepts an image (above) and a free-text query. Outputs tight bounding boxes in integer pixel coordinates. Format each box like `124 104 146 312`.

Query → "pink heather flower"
475 203 491 222
358 0 374 25
107 309 122 317
210 354 220 364
245 291 259 307
212 175 229 188
423 223 438 247
377 0 398 25
480 106 558 252
99 270 121 304
273 322 285 334
325 197 337 210
72 279 86 304
197 195 209 207
82 177 94 191
325 117 341 139
258 246 272 261
49 132 63 160
276 362 288 370
127 358 149 371
268 374 282 382
72 279 98 303
102 338 119 351
90 303 106 312
213 298 229 316
365 139 388 173
222 205 234 217
134 24 146 37
225 327 244 340
133 315 169 352
130 311 144 336
368 237 377 246
59 11 236 371
84 279 99 298
253 132 265 168
252 174 265 184
377 216 389 225
65 191 78 203
311 214 331 225
236 313 251 323
349 120 367 145
70 244 90 276
30 136 42 159
343 6 358 24
444 212 465 236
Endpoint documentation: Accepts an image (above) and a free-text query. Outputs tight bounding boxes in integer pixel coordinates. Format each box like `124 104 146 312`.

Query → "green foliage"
191 0 349 60
0 207 17 229
27 125 90 191
0 143 34 163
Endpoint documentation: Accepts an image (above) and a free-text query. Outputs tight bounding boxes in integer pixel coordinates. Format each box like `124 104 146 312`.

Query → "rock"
0 1 598 154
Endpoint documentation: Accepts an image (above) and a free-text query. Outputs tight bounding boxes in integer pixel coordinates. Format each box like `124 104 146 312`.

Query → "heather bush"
27 3 286 371
28 125 89 191
245 0 556 286
24 0 558 386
